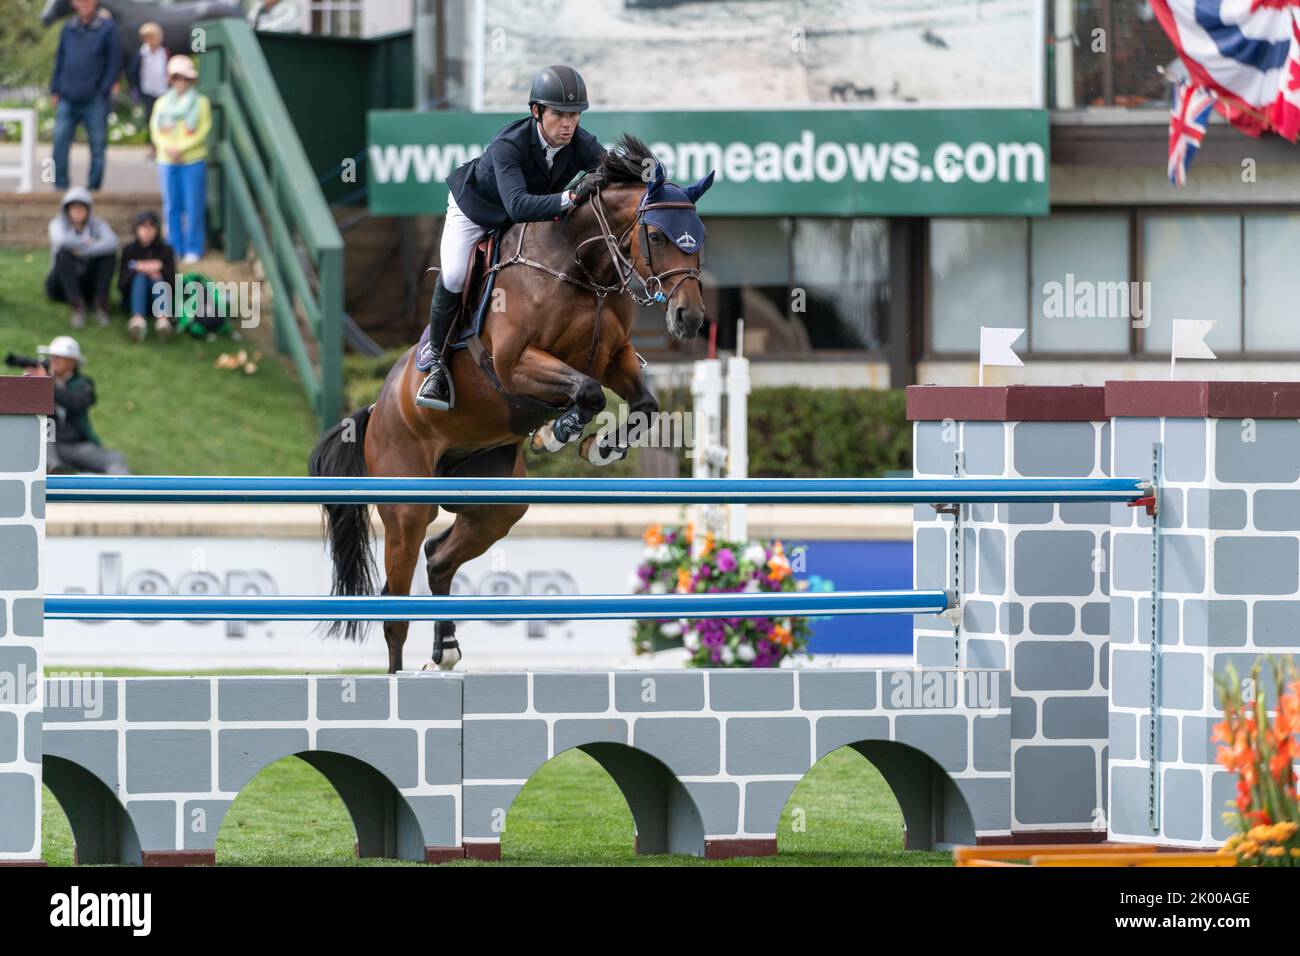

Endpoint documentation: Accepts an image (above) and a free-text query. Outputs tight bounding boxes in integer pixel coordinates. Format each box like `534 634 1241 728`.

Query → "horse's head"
591 135 715 340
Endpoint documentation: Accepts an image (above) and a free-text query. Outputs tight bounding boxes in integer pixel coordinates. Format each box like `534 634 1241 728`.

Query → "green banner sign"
367 109 1048 217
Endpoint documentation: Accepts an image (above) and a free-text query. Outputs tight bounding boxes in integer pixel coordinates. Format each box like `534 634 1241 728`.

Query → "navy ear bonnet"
639 165 715 254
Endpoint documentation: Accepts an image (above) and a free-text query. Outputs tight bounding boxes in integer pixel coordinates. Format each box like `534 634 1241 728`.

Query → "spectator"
50 0 122 192
27 336 131 476
248 0 302 33
126 22 170 127
150 55 210 265
117 210 177 342
46 186 118 330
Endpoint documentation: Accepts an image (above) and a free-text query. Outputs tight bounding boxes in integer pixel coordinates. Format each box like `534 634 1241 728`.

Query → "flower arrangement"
630 523 811 668
1214 655 1299 866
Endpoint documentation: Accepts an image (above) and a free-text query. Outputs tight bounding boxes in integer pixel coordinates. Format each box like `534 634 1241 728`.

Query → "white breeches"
439 191 489 294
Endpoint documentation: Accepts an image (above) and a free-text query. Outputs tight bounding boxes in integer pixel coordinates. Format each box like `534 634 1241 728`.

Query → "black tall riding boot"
416 277 462 411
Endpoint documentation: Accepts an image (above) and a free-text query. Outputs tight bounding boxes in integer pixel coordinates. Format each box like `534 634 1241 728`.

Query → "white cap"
167 54 198 80
38 336 85 364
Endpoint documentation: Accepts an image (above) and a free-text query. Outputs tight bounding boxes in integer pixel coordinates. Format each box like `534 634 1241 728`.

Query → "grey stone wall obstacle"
6 380 1297 863
909 382 1300 850
0 379 50 865
34 669 1009 864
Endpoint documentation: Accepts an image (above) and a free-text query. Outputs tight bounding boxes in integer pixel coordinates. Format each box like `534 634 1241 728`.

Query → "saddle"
415 232 502 371
415 228 566 435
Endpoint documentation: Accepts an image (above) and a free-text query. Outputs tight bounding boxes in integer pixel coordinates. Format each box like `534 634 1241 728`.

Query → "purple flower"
717 548 737 573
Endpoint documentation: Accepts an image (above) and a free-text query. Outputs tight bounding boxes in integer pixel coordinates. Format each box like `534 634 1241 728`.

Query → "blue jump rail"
45 589 954 622
45 475 1151 505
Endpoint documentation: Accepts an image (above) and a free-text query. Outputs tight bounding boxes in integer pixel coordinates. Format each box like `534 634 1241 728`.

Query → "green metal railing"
199 19 343 429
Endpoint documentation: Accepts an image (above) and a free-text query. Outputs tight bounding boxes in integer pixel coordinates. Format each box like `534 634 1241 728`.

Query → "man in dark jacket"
27 336 130 475
50 0 122 191
416 64 607 410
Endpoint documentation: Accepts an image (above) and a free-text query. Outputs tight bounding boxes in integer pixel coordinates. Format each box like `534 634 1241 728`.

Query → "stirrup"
415 364 454 411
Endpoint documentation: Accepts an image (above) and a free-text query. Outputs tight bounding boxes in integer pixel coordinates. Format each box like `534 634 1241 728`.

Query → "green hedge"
342 355 910 478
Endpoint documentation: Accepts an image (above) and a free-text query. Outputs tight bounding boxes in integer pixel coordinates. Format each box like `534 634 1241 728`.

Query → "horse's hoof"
579 433 627 466
431 646 462 671
530 423 568 454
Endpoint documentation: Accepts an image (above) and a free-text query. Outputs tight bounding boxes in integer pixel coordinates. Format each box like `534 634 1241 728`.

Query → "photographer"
16 337 130 475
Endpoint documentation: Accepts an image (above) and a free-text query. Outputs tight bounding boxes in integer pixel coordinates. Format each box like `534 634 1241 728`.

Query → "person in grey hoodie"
46 186 118 329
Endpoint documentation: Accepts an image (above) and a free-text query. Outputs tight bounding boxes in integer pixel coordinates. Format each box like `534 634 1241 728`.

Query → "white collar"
535 121 562 158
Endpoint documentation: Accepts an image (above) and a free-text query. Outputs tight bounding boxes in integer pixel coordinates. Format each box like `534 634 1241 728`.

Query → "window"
1245 213 1300 351
1030 214 1130 353
929 209 1300 356
929 219 1028 354
1141 213 1241 353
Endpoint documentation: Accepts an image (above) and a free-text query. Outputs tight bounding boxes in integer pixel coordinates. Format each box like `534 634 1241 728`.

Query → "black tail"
308 405 376 639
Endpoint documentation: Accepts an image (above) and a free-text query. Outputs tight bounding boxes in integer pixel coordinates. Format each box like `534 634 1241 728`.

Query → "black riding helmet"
528 64 589 113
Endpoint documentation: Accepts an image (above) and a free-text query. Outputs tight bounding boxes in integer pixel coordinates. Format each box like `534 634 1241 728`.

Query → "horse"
309 134 716 673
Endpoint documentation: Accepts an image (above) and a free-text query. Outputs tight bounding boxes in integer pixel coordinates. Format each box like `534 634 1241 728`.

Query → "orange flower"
771 624 793 648
684 523 694 545
767 541 791 583
700 532 715 558
675 566 692 593
643 524 664 547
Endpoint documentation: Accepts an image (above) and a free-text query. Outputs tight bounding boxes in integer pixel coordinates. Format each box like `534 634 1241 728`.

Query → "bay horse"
309 135 715 673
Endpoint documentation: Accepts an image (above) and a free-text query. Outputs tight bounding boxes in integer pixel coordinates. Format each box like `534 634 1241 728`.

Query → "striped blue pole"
45 589 953 622
46 475 1150 505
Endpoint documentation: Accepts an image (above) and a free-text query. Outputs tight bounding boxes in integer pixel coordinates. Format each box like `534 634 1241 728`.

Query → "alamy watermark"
1041 273 1151 328
150 277 262 329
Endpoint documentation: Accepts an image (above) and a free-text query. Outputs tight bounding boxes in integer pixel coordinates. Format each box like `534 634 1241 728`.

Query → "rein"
485 186 702 373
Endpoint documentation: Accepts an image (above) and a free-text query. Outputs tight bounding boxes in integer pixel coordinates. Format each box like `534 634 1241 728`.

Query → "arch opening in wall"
43 755 144 866
774 741 973 862
502 742 705 862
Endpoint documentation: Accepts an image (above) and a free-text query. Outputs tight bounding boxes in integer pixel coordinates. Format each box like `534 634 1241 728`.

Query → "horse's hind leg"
378 503 435 673
424 446 530 669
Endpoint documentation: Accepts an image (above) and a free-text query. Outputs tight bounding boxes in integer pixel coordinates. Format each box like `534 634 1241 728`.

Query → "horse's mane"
598 134 658 184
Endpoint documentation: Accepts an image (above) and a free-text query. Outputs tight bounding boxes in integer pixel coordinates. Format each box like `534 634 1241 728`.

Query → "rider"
416 65 608 410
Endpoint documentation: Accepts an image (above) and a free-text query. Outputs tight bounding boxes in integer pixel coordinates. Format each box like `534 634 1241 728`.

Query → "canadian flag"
1271 11 1300 141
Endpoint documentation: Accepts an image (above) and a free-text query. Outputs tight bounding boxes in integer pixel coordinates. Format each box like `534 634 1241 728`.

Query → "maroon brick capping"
0 376 53 415
1105 381 1300 419
906 385 1107 423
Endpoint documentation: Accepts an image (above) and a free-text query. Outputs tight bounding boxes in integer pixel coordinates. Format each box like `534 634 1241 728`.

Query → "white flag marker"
978 327 1025 386
1170 319 1216 379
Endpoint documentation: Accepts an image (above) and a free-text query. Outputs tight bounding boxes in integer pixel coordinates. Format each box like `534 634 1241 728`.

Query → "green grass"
41 747 949 867
0 247 318 475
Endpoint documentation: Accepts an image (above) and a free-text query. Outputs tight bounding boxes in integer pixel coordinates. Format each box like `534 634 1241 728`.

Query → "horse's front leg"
578 340 658 466
506 344 607 453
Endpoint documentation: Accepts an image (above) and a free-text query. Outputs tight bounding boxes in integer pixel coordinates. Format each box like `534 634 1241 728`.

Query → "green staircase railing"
199 19 343 430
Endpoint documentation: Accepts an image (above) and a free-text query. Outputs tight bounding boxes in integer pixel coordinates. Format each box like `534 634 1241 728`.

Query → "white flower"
742 544 766 565
683 629 700 651
736 642 756 662
743 578 761 592
649 581 667 595
660 621 682 638
719 645 735 665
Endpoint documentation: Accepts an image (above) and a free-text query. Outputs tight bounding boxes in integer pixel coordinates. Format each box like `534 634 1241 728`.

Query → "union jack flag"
1168 80 1217 187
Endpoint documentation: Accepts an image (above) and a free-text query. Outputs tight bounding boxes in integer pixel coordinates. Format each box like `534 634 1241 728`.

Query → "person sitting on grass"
46 186 118 330
117 209 176 342
26 336 130 475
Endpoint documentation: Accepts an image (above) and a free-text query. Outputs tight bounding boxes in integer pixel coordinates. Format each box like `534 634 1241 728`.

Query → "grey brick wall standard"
0 413 44 862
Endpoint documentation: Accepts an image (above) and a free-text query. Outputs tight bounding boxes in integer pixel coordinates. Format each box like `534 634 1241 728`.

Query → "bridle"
486 183 703 373
577 188 703 307
489 184 703 310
